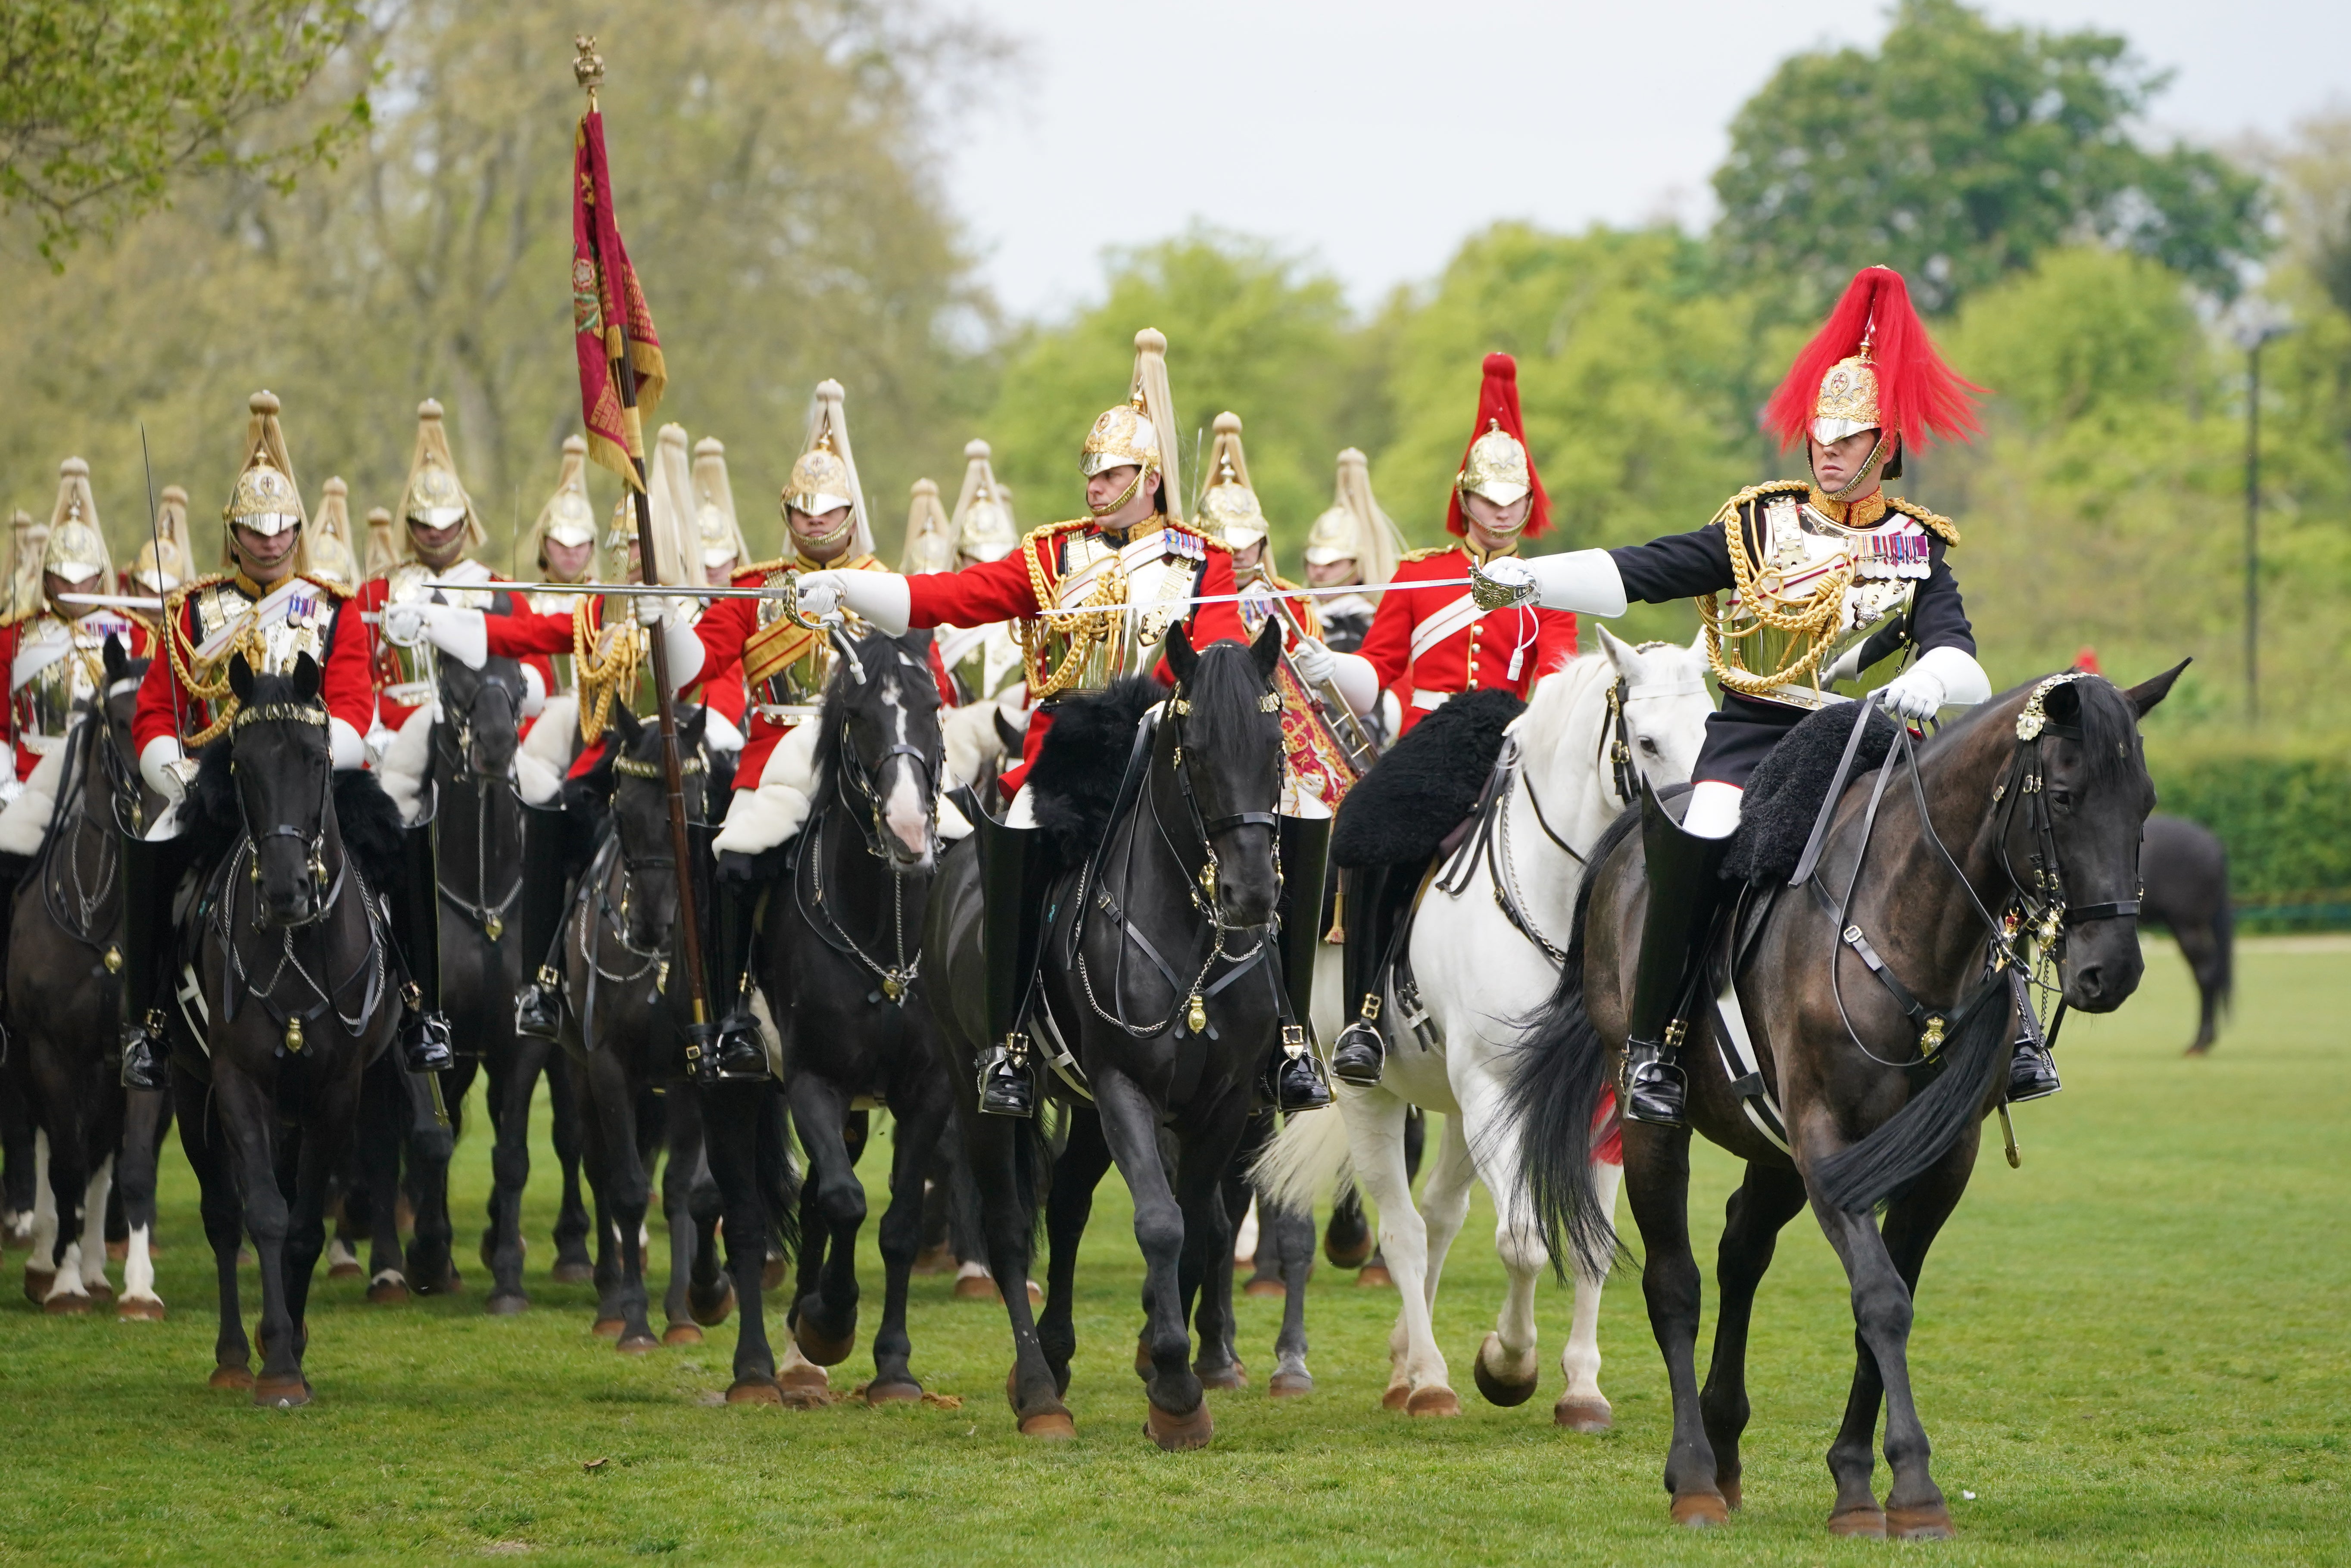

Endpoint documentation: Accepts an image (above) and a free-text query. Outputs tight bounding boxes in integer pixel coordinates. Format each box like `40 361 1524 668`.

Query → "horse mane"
1026 675 1166 870
1175 638 1280 769
1511 652 1615 774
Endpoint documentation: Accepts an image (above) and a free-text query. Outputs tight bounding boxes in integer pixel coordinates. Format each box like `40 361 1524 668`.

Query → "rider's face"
407 515 468 566
542 538 594 583
1305 557 1359 588
1810 428 1891 496
789 505 853 563
1085 466 1160 532
232 523 300 581
1460 490 1531 557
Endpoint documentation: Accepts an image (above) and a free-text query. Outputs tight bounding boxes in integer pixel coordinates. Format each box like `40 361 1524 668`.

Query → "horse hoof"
23 1269 54 1302
865 1379 923 1406
1144 1400 1213 1452
591 1317 627 1340
327 1261 363 1281
253 1376 311 1409
688 1281 735 1328
209 1363 255 1391
1356 1264 1394 1289
952 1274 1001 1302
86 1279 113 1300
1828 1506 1888 1539
1324 1235 1372 1270
117 1296 166 1322
1886 1504 1955 1540
550 1259 594 1285
726 1378 784 1405
1196 1363 1246 1391
1405 1386 1460 1418
792 1319 857 1367
1670 1492 1731 1529
1718 1479 1743 1511
760 1256 786 1292
1269 1370 1314 1397
777 1377 836 1410
911 1244 955 1276
1019 1410 1077 1440
1243 1277 1286 1299
1553 1394 1614 1433
661 1323 703 1347
1381 1382 1410 1411
1472 1334 1538 1408
484 1291 530 1317
616 1332 660 1355
42 1292 92 1316
366 1281 410 1306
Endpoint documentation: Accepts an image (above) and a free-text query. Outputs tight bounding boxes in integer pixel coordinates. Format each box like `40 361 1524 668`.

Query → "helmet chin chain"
1088 463 1152 524
1819 433 1889 502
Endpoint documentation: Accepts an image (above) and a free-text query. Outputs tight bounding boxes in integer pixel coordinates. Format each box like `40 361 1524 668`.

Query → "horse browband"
233 701 328 732
614 752 705 779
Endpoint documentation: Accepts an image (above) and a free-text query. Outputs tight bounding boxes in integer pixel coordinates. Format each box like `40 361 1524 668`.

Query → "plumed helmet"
691 436 749 569
899 478 957 574
363 507 399 579
537 435 599 550
134 483 193 592
950 439 1017 563
223 391 306 543
398 398 486 553
41 457 111 585
1448 354 1549 539
780 381 870 555
1078 329 1185 520
1764 266 1984 455
306 476 359 588
1197 412 1268 554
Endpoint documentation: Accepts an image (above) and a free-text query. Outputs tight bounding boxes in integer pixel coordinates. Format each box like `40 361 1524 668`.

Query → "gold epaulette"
1711 480 1811 526
1400 543 1460 563
1884 497 1960 547
738 557 790 580
303 571 355 600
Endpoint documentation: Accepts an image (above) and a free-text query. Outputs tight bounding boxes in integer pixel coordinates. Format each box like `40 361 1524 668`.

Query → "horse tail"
1250 1104 1352 1216
1499 806 1639 1285
1809 972 2014 1214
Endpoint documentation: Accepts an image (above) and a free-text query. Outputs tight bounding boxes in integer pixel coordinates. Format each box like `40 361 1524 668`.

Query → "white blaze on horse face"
878 675 929 857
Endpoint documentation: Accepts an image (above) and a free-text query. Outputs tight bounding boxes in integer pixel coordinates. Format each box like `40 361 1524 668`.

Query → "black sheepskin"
1026 675 1167 870
1721 700 1900 884
185 738 408 895
1332 689 1524 869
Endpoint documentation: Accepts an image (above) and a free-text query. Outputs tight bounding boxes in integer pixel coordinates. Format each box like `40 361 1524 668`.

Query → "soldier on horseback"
1478 264 2057 1124
1299 448 1407 669
119 392 448 1089
1299 353 1582 1088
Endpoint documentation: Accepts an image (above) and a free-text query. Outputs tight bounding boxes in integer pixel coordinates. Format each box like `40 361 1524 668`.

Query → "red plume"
1447 352 1550 539
1762 267 1985 452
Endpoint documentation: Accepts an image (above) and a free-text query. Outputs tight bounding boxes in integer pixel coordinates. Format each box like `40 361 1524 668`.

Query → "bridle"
36 675 147 961
432 669 524 942
233 702 340 929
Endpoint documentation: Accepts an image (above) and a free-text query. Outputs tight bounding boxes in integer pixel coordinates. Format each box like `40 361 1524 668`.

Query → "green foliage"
2150 737 2351 923
1712 0 2267 315
0 0 371 265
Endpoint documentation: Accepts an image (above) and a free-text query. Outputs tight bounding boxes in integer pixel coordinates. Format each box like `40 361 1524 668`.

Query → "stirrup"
1331 1007 1385 1088
977 1039 1035 1119
402 1011 455 1075
514 967 562 1043
1271 1030 1332 1113
1620 1032 1686 1127
119 1019 168 1093
2006 1038 2061 1104
707 1013 770 1084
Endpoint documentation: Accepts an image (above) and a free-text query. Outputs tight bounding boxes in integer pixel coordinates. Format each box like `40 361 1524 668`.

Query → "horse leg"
37 1105 94 1312
74 1152 116 1301
355 1055 409 1303
546 1049 594 1282
1344 1088 1448 1412
1621 1119 1728 1527
959 1098 1067 1436
1267 1191 1316 1395
1813 1143 1971 1540
783 1077 864 1366
402 1064 461 1294
118 1088 167 1318
2174 918 2223 1055
1087 1067 1211 1449
1459 1076 1553 1412
21 1131 55 1299
1697 1159 1808 1510
1188 1111 1261 1391
1041 1108 1112 1397
1322 1182 1372 1269
867 1090 949 1404
580 1049 655 1351
484 1036 546 1312
214 1068 305 1406
658 1091 704 1344
1556 1156 1624 1432
0 1085 33 1246
693 1082 776 1401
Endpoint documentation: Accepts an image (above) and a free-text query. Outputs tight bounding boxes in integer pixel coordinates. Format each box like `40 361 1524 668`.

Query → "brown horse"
1507 665 2182 1537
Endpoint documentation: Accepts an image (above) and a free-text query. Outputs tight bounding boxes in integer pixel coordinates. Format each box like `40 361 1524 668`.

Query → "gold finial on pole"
573 34 605 106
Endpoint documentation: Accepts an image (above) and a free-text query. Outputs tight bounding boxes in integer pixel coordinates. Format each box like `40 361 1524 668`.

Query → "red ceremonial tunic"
133 572 376 756
1 607 157 781
1356 544 1578 734
902 518 1247 795
486 594 745 779
354 560 558 732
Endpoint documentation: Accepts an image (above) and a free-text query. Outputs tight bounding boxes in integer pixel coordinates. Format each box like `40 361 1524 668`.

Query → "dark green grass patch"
0 940 2343 1565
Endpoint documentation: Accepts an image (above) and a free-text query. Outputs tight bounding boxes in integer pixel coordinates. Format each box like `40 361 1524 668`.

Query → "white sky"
941 0 2351 318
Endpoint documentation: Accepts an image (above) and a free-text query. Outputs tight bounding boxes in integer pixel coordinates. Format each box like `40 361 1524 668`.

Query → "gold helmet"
1810 348 1880 447
692 436 750 571
133 483 193 593
42 457 112 588
221 391 307 562
1196 411 1268 558
535 435 598 556
363 506 399 578
780 379 870 555
306 476 360 588
950 439 1017 564
1304 448 1406 585
1079 329 1184 521
1459 423 1532 510
899 478 957 573
398 398 486 553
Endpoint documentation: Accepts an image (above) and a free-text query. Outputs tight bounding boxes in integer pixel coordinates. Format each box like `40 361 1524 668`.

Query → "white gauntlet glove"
1290 635 1338 687
1291 636 1380 716
383 601 486 669
792 572 845 618
1879 645 1991 721
792 570 912 636
140 736 193 804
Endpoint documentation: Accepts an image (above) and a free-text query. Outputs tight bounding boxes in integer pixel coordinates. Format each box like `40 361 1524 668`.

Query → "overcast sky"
941 0 2351 319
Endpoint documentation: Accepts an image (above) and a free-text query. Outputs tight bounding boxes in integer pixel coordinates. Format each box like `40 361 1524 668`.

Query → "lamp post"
2233 309 2294 726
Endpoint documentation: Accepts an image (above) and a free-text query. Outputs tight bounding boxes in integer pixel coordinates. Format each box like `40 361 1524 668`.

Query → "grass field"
1 938 2344 1566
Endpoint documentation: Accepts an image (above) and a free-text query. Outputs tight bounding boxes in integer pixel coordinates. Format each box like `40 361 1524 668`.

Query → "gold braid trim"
1885 497 1960 546
571 598 642 746
162 579 271 747
1696 487 1855 699
1399 543 1459 563
1013 521 1107 700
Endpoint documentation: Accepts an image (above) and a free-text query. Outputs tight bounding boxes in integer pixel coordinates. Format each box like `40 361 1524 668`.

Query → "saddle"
1331 689 1523 870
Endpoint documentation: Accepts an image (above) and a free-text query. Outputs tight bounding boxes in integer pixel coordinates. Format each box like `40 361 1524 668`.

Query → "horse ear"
292 651 321 705
1163 622 1198 686
611 702 643 749
228 652 256 706
682 703 708 752
1248 614 1282 681
992 706 1023 756
2124 658 2191 719
103 634 127 685
1595 623 1634 674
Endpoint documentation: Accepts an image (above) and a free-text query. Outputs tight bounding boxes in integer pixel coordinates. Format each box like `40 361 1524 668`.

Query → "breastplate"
745 567 842 717
381 560 496 708
1710 495 1927 709
12 611 132 753
192 579 335 675
1026 527 1201 698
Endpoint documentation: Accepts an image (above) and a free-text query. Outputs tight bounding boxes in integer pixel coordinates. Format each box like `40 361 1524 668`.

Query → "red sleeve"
692 593 756 673
903 553 1040 629
1357 572 1419 690
485 599 583 658
1182 547 1248 648
698 658 747 727
1532 605 1578 679
321 599 376 736
132 604 190 753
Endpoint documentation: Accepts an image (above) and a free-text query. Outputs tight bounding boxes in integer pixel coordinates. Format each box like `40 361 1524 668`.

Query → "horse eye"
1638 736 1659 755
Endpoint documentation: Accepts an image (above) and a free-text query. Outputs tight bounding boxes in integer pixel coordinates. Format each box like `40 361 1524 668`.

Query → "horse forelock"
1175 639 1279 772
1514 653 1612 766
814 628 940 801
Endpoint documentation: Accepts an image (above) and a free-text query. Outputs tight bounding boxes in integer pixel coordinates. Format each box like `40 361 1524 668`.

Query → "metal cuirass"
10 608 140 756
1025 526 1203 699
1710 492 1930 710
192 578 337 675
380 560 496 712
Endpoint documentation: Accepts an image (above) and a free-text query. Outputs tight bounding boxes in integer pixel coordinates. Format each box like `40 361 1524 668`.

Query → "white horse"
1261 629 1712 1422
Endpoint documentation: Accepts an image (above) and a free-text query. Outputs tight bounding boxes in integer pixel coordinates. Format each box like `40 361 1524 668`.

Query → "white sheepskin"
711 720 818 856
377 702 437 826
516 694 579 807
941 698 1012 791
0 740 70 857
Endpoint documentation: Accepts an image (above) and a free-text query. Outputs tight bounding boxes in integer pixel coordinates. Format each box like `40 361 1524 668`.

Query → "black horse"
710 626 948 1406
556 703 731 1352
1509 667 2180 1536
2141 813 2233 1054
171 654 406 1404
925 620 1291 1448
5 637 167 1314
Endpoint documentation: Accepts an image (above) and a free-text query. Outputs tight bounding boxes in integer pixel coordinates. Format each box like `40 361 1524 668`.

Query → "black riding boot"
1620 784 1733 1126
513 800 572 1042
1268 815 1333 1113
974 806 1048 1118
392 820 455 1074
692 855 771 1084
116 830 193 1092
1331 862 1415 1087
2005 969 2062 1102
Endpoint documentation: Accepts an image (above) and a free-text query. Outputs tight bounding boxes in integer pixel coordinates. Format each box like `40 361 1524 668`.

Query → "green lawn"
1 939 2344 1566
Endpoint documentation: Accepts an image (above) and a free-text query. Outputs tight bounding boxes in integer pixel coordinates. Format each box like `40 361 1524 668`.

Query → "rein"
431 685 524 941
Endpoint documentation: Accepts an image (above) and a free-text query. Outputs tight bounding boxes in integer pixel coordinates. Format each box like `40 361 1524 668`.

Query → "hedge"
2147 738 2351 931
